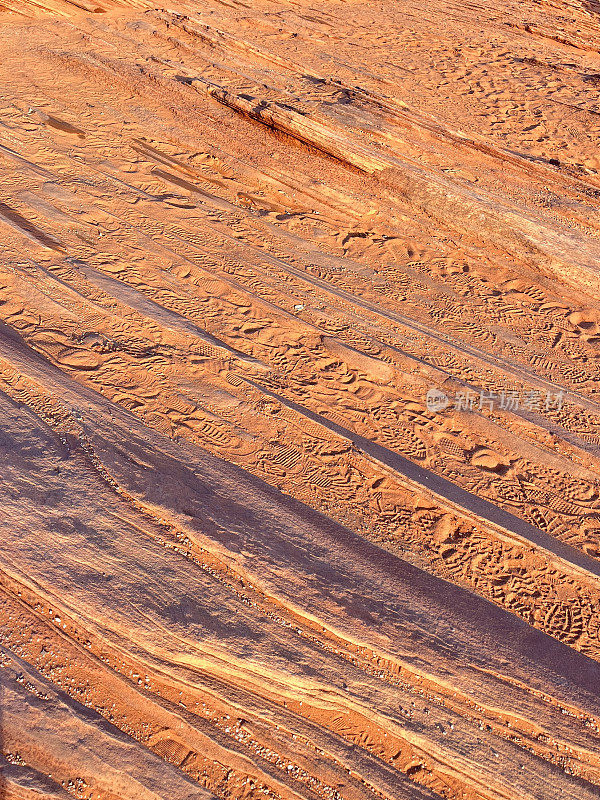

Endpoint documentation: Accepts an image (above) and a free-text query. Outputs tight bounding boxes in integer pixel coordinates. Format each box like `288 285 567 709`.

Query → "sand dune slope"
1 0 600 798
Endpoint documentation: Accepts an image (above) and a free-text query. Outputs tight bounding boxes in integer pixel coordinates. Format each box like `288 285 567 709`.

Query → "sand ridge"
0 0 600 798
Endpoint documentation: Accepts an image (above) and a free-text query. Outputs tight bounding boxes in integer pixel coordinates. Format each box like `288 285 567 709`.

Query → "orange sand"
1 0 600 798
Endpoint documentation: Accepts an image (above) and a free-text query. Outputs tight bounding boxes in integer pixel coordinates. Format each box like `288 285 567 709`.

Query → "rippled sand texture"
1 0 600 797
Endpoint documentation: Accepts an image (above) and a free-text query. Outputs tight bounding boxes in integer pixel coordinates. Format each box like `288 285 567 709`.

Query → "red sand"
1 1 600 797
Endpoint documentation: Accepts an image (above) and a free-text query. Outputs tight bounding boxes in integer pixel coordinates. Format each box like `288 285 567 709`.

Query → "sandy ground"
1 0 600 797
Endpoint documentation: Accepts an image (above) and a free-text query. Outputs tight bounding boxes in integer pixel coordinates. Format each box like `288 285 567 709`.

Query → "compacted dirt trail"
1 0 600 798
